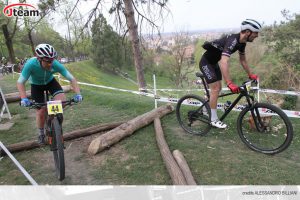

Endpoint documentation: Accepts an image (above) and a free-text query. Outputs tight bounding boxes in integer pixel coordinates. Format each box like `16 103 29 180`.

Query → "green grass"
0 60 299 185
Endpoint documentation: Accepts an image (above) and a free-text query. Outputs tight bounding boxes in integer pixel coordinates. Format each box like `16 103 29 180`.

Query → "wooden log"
0 121 123 156
88 104 174 155
5 85 71 103
173 150 197 185
154 118 187 185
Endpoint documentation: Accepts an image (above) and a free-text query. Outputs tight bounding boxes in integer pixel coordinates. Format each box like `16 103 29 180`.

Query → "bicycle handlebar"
239 79 258 92
20 99 76 109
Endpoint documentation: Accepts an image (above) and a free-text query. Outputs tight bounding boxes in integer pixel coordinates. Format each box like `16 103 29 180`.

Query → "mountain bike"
176 72 293 155
0 65 9 76
28 91 75 180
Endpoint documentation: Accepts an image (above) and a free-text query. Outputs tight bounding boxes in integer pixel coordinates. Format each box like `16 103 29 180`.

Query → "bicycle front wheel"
176 94 211 135
51 117 65 180
237 103 293 155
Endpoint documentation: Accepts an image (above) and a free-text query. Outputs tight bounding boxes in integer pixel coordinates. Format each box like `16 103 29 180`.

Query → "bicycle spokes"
176 95 211 136
238 103 293 154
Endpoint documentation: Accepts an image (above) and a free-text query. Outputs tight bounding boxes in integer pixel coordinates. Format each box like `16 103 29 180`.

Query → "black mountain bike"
176 72 293 155
28 91 75 180
0 65 9 76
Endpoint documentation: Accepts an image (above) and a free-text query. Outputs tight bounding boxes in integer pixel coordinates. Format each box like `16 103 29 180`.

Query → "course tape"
60 79 300 118
13 72 300 95
157 96 300 118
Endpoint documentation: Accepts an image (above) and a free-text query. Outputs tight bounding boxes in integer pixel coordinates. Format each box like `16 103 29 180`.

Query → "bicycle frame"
197 73 257 123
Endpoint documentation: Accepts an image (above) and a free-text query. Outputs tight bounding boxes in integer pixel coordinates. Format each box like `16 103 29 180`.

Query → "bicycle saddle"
195 72 205 78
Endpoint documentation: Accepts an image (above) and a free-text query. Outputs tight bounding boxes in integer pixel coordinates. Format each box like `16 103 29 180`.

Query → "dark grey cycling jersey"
202 33 246 64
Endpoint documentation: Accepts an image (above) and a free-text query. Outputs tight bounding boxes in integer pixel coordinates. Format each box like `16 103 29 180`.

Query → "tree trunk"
0 122 123 156
28 30 35 55
2 24 16 63
88 104 174 155
23 16 35 54
123 0 146 91
154 118 187 185
173 150 197 185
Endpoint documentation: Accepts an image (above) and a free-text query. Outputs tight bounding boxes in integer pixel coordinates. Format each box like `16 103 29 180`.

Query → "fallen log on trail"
87 104 174 155
5 85 71 103
154 118 187 185
173 150 197 185
0 121 123 156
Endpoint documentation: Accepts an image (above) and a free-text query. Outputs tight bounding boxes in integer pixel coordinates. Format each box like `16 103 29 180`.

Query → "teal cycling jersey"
17 57 74 85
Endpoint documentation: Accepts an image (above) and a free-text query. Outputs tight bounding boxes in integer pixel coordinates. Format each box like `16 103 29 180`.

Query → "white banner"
0 185 299 200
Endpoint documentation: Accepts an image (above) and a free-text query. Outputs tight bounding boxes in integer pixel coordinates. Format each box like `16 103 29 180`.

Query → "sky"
6 0 300 34
62 0 300 33
163 0 300 32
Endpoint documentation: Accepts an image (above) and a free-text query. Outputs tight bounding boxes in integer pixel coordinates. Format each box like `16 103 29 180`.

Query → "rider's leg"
199 57 227 129
50 79 66 124
53 93 66 124
53 92 66 101
31 84 47 144
209 81 221 121
36 107 46 130
208 81 227 128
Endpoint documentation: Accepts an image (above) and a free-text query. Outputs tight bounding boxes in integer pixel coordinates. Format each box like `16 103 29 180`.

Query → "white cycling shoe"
211 120 227 129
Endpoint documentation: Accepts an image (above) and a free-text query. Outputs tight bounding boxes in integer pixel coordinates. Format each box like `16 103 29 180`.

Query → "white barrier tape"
155 96 300 118
60 79 155 98
0 142 38 185
60 79 300 118
12 73 298 95
259 88 300 96
147 87 259 92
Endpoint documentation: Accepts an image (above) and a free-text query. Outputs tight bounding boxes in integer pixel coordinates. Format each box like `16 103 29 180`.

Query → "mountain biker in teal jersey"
17 44 83 144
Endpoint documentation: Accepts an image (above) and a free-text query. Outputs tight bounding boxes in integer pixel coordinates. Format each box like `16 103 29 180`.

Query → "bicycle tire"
176 94 211 135
237 102 293 155
51 117 65 180
2 67 8 76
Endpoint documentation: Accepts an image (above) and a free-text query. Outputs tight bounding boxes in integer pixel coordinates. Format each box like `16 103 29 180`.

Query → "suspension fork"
246 95 265 132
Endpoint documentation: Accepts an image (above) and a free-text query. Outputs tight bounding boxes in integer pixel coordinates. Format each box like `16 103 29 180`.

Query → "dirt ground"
7 131 129 185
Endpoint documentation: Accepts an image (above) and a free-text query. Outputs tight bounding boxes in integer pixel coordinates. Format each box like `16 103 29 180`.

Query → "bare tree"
69 0 169 91
40 0 169 90
162 31 194 88
117 0 169 91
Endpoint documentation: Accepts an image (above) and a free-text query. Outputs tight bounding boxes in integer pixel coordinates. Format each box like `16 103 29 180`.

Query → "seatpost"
201 77 210 100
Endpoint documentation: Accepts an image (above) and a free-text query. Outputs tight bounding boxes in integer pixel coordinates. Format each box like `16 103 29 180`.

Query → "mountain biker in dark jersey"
199 19 261 129
17 44 83 144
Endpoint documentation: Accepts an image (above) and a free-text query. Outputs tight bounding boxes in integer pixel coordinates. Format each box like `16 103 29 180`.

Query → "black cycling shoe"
38 134 46 145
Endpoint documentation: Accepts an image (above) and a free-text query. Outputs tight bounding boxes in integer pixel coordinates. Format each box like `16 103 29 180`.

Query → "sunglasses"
42 59 54 64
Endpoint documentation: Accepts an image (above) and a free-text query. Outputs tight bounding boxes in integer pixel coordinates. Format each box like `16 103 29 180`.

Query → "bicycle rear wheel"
176 94 211 135
2 67 8 76
237 103 293 155
51 117 65 180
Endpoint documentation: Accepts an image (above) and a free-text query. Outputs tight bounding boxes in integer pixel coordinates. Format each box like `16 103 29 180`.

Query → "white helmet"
35 44 57 59
241 19 262 32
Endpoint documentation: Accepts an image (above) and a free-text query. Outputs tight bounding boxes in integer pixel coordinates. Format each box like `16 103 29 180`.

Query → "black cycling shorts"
199 56 222 84
31 78 64 103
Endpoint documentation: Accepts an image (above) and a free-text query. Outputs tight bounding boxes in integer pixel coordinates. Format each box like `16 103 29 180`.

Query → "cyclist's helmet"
35 44 57 59
241 19 262 32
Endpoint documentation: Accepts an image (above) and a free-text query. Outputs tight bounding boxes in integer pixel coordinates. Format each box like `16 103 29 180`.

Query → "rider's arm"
219 55 231 84
70 78 81 94
16 60 32 98
239 54 251 75
17 82 27 99
54 61 81 94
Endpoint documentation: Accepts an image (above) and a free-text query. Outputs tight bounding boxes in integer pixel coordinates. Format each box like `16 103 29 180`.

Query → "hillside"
0 60 299 185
